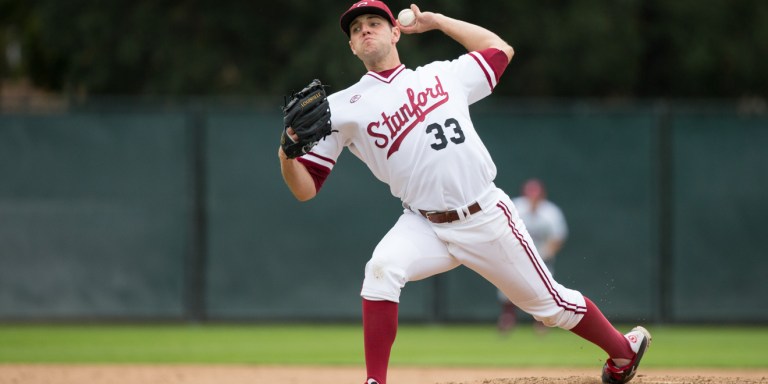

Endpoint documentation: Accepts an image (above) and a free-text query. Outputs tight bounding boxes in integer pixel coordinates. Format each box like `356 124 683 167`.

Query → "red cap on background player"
522 178 546 201
340 0 396 37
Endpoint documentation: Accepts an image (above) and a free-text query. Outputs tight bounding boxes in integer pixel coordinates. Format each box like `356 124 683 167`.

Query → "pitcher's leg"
362 299 398 384
361 212 458 384
361 212 458 302
454 202 587 329
571 297 634 362
454 199 633 363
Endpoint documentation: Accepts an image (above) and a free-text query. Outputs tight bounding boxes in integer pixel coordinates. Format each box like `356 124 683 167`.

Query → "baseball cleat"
365 379 380 384
601 326 652 384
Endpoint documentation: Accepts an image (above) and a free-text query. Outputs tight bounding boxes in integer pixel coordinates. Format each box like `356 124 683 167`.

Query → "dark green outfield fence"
1 101 766 323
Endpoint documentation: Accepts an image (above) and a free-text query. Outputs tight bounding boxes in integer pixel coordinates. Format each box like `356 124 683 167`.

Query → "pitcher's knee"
534 309 584 330
360 259 407 303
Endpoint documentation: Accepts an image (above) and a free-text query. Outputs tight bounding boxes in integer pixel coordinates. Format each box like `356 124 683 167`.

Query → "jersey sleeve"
476 48 510 85
455 48 509 104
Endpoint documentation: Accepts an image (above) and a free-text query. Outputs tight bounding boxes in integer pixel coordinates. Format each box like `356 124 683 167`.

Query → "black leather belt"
418 202 482 224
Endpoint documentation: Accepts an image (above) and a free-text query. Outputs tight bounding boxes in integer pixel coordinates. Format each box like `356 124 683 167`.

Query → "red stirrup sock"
363 299 399 384
570 297 634 360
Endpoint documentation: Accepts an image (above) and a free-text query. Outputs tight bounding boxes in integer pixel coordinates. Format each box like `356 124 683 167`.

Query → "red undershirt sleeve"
296 157 331 192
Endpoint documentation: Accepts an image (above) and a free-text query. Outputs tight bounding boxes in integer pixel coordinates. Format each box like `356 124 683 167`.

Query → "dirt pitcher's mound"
0 365 766 384
444 374 768 384
430 367 767 384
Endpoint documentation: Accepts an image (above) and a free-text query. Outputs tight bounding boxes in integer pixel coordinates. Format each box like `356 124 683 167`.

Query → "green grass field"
1 323 766 368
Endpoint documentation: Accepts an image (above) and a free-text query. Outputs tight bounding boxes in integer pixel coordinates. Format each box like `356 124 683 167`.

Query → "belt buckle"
424 210 439 220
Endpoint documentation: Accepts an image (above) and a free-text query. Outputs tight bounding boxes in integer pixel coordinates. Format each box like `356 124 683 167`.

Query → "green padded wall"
1 105 766 323
670 113 768 322
0 113 191 319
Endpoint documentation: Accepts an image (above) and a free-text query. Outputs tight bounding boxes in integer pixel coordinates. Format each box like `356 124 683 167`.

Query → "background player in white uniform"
497 178 568 334
278 2 651 384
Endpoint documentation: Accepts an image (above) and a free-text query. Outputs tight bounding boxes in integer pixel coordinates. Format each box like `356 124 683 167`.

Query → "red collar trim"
365 64 405 83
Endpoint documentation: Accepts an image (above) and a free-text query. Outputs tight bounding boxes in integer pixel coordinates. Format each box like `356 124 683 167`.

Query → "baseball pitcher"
277 2 651 384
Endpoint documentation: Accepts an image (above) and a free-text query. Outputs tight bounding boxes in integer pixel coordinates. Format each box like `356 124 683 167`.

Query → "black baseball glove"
280 79 333 159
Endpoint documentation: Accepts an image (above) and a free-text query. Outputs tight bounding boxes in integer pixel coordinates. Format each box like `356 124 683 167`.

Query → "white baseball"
398 9 415 26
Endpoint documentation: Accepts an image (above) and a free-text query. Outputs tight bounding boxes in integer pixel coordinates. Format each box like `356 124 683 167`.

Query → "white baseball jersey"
297 48 508 211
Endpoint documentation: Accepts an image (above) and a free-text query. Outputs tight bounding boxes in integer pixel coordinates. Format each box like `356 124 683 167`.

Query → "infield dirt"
1 365 767 384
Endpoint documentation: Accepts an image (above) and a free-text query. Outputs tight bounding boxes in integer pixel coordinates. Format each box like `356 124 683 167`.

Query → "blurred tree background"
0 0 766 99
